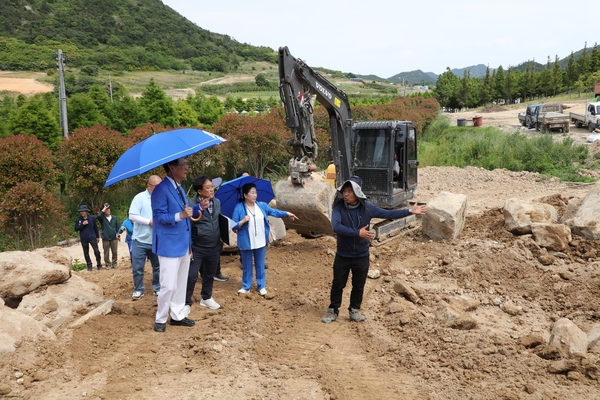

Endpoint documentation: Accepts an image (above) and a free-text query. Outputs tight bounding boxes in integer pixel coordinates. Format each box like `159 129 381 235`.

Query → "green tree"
577 42 590 77
550 55 563 96
175 100 199 127
8 99 62 149
88 84 111 116
433 68 460 109
505 67 517 103
493 66 506 103
480 66 492 105
138 79 178 127
590 43 600 72
106 96 145 133
538 57 552 97
68 93 107 130
187 94 225 126
255 73 269 87
0 95 17 138
565 52 577 92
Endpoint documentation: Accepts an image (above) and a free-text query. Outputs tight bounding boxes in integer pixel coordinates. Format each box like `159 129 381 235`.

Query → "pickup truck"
518 104 540 128
569 102 600 132
518 102 569 132
537 111 570 133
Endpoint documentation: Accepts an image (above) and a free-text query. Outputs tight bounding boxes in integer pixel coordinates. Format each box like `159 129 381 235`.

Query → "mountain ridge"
0 0 597 86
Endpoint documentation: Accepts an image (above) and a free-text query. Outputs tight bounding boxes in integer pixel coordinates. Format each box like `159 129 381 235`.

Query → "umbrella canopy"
215 176 275 219
104 128 226 187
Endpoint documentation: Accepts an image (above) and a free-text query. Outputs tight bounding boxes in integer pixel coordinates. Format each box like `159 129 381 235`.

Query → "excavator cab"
352 121 417 209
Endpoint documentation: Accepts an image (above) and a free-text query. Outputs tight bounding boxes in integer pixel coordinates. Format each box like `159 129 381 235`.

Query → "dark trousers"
81 240 102 268
328 254 369 312
186 242 222 305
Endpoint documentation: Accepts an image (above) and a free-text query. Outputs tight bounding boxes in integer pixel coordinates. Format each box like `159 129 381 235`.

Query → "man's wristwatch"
408 208 413 214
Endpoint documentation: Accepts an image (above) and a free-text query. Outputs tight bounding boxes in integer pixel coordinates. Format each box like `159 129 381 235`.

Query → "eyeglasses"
202 185 215 191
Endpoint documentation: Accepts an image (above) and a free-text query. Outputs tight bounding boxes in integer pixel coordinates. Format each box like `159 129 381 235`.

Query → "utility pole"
57 50 69 138
108 73 113 103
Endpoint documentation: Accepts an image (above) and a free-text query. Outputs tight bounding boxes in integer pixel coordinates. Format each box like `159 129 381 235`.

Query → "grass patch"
420 115 594 182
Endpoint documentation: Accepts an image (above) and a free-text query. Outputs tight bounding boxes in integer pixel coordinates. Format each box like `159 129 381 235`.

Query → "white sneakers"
238 288 267 295
200 297 221 309
183 305 191 317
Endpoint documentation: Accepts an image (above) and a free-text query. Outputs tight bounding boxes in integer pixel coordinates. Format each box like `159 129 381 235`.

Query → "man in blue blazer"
152 157 195 332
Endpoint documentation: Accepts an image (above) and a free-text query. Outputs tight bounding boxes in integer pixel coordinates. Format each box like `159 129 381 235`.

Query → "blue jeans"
131 240 160 293
240 246 267 291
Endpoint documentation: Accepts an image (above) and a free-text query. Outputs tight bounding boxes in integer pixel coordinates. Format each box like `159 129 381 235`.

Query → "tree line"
434 43 600 109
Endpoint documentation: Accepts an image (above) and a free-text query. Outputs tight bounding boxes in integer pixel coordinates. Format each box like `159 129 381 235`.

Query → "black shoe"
170 317 195 327
265 264 269 269
154 322 166 332
97 265 103 270
214 273 229 282
87 266 92 271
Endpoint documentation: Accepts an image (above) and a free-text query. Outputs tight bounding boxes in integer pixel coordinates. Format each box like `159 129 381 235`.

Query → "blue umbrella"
215 176 275 218
104 128 226 187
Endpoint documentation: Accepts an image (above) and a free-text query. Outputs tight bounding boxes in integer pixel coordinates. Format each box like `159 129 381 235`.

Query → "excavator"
275 46 419 241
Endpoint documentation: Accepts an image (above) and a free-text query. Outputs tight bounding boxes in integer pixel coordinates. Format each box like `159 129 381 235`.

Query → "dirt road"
3 166 600 399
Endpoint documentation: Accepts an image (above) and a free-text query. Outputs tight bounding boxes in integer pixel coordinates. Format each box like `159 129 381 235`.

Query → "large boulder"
421 191 467 241
0 248 71 301
531 222 572 251
0 304 56 356
17 274 105 332
561 182 600 240
503 198 558 235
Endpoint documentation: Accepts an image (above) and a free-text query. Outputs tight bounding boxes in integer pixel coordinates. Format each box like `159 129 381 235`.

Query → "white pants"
155 252 190 323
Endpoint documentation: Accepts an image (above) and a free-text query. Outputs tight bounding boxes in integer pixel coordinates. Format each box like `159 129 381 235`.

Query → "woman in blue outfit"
232 183 298 296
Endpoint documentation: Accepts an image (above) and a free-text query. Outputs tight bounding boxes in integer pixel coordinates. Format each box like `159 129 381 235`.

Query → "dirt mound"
480 104 507 112
1 167 600 399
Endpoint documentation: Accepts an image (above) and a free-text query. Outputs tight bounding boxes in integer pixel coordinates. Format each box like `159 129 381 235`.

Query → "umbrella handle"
190 215 202 222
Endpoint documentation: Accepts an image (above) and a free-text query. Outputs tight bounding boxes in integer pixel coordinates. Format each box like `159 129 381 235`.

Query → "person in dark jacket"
97 203 120 269
321 176 427 323
184 175 226 314
74 204 102 271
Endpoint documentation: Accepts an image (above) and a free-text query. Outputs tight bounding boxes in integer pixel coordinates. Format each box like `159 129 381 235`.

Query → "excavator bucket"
275 174 337 237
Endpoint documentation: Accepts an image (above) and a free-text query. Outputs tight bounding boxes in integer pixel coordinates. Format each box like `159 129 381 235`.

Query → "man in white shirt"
129 175 162 300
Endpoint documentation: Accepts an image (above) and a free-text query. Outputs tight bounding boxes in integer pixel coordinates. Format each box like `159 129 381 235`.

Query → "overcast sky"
162 0 596 78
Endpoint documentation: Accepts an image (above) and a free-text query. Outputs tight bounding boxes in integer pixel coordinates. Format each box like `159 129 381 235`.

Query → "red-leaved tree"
0 134 58 194
57 125 133 209
214 111 289 178
0 135 65 250
0 181 69 250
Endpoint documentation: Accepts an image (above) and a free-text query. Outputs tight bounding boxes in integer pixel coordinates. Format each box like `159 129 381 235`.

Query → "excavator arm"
278 46 353 185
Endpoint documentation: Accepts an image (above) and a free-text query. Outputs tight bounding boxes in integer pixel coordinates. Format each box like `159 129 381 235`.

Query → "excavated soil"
2 166 600 399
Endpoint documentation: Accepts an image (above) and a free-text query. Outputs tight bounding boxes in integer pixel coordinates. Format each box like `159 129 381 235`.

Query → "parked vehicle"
518 104 540 128
518 103 568 132
537 112 569 133
569 102 600 132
